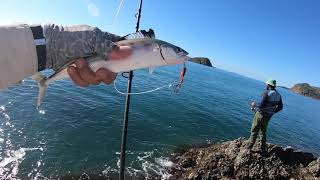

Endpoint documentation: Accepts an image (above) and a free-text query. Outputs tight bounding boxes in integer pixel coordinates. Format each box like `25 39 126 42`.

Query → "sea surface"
0 63 319 179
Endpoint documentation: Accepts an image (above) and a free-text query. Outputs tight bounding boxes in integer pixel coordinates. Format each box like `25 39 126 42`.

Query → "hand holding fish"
32 30 189 108
0 24 190 108
67 46 133 87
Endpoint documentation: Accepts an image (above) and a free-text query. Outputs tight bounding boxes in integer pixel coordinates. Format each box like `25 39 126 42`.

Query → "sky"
0 0 319 87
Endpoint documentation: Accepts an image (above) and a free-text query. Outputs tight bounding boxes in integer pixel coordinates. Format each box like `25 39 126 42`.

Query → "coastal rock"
168 138 318 180
189 57 213 67
291 83 320 99
307 158 320 177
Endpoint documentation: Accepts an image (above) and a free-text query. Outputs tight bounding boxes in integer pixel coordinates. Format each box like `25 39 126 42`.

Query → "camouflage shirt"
43 24 120 71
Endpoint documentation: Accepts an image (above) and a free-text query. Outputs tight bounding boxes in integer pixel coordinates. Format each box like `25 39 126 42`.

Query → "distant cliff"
291 83 320 100
190 57 213 67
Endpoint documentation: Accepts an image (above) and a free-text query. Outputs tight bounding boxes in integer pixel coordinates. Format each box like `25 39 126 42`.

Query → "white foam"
106 151 173 179
0 147 43 178
37 161 41 167
102 166 118 175
115 150 135 155
0 105 5 111
29 172 50 180
137 152 172 179
5 139 12 146
155 157 174 167
0 148 26 167
38 110 46 115
4 114 10 120
137 151 153 161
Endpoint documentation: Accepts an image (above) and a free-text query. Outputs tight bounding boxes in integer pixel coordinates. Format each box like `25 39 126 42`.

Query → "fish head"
158 40 190 64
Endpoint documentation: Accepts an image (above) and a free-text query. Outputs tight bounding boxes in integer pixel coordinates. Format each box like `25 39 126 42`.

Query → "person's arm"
0 24 127 89
275 96 283 113
0 24 38 89
256 91 268 108
43 24 132 87
43 24 121 71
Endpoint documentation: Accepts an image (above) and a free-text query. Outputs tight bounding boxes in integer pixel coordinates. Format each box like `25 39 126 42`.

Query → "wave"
102 150 173 179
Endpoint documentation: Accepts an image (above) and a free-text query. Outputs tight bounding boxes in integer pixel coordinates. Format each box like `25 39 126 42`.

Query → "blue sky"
1 0 319 87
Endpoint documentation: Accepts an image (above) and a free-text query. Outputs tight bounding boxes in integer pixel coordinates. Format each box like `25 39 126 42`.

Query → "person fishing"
0 24 153 89
247 79 283 153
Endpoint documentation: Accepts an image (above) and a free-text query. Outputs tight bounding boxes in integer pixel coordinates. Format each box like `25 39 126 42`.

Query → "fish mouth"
181 55 191 62
172 55 190 65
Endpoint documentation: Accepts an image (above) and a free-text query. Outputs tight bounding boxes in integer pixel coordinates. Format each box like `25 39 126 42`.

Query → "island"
189 57 213 67
291 83 320 100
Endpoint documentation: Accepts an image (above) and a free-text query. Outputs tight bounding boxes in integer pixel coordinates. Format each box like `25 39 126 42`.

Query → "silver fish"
32 37 190 108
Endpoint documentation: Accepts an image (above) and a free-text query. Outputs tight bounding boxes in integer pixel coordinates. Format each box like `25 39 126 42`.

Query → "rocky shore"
167 138 320 180
291 83 320 100
55 138 320 180
190 57 213 67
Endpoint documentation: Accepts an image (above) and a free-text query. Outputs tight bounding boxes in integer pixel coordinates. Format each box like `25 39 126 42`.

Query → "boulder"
168 138 318 180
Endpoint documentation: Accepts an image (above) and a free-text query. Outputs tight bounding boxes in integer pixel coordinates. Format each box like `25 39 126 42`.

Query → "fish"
32 33 190 108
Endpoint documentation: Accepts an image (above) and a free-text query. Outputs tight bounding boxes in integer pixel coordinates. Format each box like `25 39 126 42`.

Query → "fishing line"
113 77 174 95
114 63 187 95
114 0 125 25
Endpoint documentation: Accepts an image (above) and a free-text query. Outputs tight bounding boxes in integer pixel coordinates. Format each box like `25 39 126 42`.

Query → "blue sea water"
0 62 319 179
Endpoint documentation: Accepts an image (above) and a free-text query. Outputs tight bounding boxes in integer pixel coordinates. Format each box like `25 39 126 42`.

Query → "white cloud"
87 3 100 17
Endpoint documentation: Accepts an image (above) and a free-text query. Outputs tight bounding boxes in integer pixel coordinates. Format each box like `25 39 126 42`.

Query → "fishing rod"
119 0 143 179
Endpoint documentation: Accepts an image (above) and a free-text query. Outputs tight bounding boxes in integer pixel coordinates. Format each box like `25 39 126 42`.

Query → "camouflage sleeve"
43 24 121 71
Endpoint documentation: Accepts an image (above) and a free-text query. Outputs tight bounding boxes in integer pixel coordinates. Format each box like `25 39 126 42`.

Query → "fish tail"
32 73 48 109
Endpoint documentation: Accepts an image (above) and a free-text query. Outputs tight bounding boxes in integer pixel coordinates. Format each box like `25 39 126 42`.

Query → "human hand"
67 46 133 87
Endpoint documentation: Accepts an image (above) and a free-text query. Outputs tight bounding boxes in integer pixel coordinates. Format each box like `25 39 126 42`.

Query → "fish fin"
32 73 48 109
120 29 155 40
149 66 156 74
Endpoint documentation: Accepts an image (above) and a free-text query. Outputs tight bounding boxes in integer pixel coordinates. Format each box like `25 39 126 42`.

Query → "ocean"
0 62 319 179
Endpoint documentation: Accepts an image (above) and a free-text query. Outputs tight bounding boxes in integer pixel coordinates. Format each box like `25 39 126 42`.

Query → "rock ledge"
168 138 320 180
